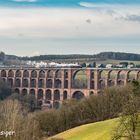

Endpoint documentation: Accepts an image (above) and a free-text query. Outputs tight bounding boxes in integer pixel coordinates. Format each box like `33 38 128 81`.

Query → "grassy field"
47 118 119 140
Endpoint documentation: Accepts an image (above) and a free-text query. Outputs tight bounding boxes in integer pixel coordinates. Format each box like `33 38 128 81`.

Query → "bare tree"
0 100 41 140
112 81 140 140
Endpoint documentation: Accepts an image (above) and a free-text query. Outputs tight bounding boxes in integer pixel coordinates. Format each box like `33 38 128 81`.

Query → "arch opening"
38 79 44 88
53 101 60 109
38 89 44 100
39 70 45 78
30 89 35 96
55 70 62 78
30 79 36 88
15 79 21 87
46 79 52 88
72 91 84 100
22 89 28 96
54 90 60 100
72 70 87 89
8 70 14 77
23 70 29 77
22 79 29 87
55 79 62 88
99 80 105 89
15 70 21 77
64 80 68 89
7 78 13 87
45 89 52 100
64 71 68 78
15 88 20 94
31 70 37 78
47 70 53 78
91 80 94 89
1 70 6 77
63 91 67 100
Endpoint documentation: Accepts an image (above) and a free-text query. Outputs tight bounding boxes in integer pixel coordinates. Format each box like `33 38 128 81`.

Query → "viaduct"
0 67 140 108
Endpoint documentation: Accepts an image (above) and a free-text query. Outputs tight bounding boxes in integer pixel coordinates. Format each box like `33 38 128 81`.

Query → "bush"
0 99 41 140
36 85 132 137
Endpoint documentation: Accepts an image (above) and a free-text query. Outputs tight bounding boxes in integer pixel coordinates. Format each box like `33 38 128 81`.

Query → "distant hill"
20 52 140 61
95 52 140 61
0 51 18 62
1 51 140 62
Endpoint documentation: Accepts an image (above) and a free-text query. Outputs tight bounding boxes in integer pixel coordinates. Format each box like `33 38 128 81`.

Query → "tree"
0 100 41 140
0 52 5 61
112 80 140 140
9 93 37 112
0 79 12 101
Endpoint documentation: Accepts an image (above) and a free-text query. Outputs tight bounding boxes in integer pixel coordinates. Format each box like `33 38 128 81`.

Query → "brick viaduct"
0 67 140 108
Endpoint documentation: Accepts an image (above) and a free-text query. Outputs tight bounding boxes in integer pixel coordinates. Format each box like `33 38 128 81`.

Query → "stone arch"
54 90 60 100
38 89 44 100
55 70 62 78
46 79 52 88
91 71 94 79
64 80 68 88
31 70 37 78
15 88 20 94
23 70 29 77
91 80 94 89
72 70 87 89
108 79 115 87
30 89 35 96
118 80 124 86
30 79 36 88
127 71 136 81
55 79 62 88
1 70 6 77
99 80 105 89
47 70 53 78
63 91 67 100
44 101 52 108
8 70 14 77
109 71 117 79
99 70 108 79
22 79 29 87
118 71 126 80
15 70 21 77
15 79 21 87
7 78 13 87
22 88 28 96
53 101 60 109
72 91 84 100
45 89 52 100
137 71 140 81
39 70 45 78
38 79 44 88
89 91 94 96
64 70 68 78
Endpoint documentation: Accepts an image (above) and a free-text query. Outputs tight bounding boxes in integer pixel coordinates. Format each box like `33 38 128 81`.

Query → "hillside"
1 51 140 62
47 118 119 140
21 52 140 61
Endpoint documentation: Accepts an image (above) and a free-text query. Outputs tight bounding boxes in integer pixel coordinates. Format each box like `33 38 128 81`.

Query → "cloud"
123 14 140 23
86 19 92 24
12 0 38 2
0 6 140 40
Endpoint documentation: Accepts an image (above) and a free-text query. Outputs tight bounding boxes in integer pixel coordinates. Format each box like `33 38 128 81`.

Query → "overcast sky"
0 0 140 56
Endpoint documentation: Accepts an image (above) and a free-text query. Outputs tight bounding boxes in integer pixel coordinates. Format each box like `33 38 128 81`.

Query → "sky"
0 0 140 56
